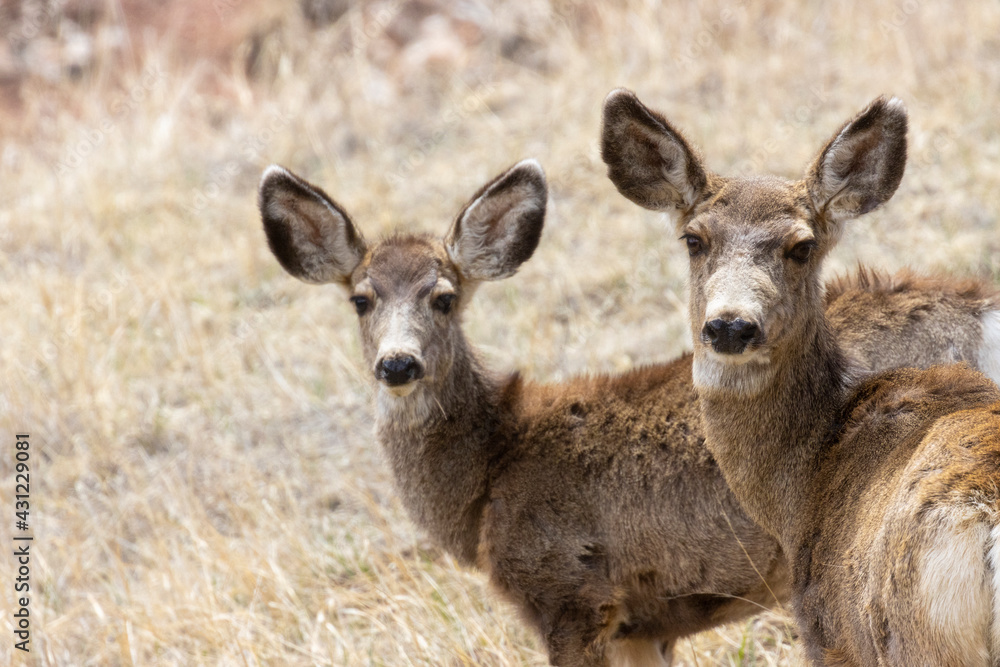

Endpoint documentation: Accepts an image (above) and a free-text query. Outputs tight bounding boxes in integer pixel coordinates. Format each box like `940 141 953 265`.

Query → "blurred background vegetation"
1 1 998 664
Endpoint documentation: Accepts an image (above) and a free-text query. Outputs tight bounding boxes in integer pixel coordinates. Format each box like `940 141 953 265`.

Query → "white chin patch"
703 346 769 366
979 310 1000 387
693 351 774 395
376 382 435 425
383 382 419 398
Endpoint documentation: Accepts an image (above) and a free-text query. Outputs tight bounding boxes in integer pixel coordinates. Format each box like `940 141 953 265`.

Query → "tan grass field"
2 1 999 664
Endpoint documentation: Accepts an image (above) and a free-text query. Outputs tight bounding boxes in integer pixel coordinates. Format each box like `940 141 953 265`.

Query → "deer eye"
433 293 456 314
349 295 370 316
681 234 705 257
787 241 816 264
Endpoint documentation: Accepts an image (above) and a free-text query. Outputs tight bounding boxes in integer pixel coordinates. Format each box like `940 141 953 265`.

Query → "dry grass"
1 1 999 664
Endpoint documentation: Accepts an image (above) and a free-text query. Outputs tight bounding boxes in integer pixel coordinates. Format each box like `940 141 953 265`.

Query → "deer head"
602 90 908 394
258 160 547 398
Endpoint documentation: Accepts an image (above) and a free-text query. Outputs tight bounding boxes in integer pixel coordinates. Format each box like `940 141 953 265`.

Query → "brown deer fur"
260 157 1000 666
602 89 1000 665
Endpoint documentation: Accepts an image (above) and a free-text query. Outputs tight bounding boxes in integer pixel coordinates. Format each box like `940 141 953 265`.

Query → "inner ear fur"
601 88 708 212
445 159 547 282
258 165 367 285
805 95 908 227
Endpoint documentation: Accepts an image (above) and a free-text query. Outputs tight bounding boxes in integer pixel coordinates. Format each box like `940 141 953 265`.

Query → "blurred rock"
0 41 19 83
500 33 549 72
0 0 125 84
301 0 350 27
369 0 489 86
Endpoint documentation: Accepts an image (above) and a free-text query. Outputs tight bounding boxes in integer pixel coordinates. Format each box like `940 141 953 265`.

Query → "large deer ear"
601 88 708 213
258 165 367 285
445 159 547 282
805 96 907 228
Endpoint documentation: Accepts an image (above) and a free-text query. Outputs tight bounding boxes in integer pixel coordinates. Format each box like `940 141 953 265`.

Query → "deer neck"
695 314 854 546
373 332 508 566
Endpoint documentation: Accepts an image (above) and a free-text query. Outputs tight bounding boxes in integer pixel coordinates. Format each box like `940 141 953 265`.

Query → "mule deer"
259 158 1000 665
602 90 1000 665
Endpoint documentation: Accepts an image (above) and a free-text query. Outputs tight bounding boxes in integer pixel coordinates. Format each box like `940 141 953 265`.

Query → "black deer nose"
702 318 761 355
376 355 425 386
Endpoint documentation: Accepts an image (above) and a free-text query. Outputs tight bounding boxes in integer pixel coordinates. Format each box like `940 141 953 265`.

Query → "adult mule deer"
259 158 999 665
602 89 1000 665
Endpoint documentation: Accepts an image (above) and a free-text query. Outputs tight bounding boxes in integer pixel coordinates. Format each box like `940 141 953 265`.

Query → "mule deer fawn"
259 157 999 665
603 90 1000 665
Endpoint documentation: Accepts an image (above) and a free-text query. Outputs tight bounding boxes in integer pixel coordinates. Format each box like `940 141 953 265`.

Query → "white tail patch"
917 512 991 665
989 523 1000 658
979 310 1000 386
